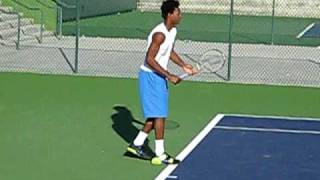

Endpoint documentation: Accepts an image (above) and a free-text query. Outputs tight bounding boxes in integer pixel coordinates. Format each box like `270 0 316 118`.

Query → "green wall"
61 0 137 21
2 0 57 31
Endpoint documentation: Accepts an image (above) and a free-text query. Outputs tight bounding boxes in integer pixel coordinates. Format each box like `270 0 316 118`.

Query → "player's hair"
161 0 180 19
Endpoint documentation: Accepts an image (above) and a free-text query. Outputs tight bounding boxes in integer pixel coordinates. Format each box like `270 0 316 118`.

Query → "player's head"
161 0 182 25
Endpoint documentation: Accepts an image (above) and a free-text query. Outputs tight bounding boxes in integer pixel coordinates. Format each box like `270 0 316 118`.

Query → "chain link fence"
138 0 320 17
0 0 319 87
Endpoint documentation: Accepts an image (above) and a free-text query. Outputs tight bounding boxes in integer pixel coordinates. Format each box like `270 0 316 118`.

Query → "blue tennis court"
156 114 320 180
297 23 320 38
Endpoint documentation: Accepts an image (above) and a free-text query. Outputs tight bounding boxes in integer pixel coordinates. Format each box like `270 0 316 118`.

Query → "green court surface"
0 72 320 180
62 11 320 46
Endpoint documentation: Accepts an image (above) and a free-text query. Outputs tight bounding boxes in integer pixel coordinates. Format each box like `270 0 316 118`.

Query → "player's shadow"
111 105 154 160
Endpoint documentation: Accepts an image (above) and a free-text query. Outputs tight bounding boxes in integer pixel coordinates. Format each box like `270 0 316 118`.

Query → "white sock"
155 139 165 157
133 131 148 146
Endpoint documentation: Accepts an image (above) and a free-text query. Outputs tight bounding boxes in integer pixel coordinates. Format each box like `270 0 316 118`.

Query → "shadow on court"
111 105 155 160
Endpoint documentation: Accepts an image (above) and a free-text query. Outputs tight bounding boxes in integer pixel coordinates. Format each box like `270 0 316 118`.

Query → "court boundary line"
296 23 315 39
217 114 320 135
225 113 320 121
215 125 320 135
154 114 225 180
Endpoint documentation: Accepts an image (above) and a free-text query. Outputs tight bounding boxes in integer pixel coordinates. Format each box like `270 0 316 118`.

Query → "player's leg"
126 70 154 159
154 117 165 156
127 119 154 159
151 118 180 165
130 118 153 147
142 118 154 133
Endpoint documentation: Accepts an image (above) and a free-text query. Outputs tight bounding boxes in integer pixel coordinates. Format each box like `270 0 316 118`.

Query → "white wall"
138 0 320 18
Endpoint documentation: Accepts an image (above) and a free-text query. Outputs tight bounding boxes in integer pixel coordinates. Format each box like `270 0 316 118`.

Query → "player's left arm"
170 50 195 75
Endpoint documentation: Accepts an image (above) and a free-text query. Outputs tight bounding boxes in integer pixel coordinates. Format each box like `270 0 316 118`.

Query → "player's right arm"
146 32 181 84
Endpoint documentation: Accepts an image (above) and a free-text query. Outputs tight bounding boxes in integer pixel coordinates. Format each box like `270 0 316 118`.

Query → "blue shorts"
139 70 168 119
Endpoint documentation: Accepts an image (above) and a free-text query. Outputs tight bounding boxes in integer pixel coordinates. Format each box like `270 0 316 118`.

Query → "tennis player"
127 0 197 165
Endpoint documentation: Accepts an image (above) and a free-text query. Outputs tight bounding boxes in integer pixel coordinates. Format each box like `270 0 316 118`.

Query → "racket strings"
199 53 225 73
179 49 226 79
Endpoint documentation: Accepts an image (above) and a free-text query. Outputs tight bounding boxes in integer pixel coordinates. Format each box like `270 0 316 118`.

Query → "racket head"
197 49 226 73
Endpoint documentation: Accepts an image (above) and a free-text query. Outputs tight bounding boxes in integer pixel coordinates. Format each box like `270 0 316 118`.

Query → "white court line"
296 23 315 39
215 126 320 135
225 113 320 122
154 114 225 180
166 175 178 179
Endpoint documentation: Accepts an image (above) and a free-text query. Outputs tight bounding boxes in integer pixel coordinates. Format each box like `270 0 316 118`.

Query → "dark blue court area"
297 23 320 38
164 115 320 180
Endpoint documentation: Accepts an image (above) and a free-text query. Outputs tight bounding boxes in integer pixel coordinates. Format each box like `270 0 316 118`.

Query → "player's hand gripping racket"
179 49 226 79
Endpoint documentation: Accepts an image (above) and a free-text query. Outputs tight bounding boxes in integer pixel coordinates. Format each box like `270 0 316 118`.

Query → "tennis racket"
179 49 226 79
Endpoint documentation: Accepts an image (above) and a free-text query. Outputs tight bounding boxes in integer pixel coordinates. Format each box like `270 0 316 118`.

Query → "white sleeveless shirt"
140 22 177 72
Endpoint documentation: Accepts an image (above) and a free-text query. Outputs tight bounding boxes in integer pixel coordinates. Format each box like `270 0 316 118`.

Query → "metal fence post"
57 6 62 39
16 14 21 50
227 0 234 81
75 0 80 73
40 10 44 43
271 0 276 45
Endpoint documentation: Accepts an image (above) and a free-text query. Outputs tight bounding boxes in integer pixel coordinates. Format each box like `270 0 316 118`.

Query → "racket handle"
179 73 189 79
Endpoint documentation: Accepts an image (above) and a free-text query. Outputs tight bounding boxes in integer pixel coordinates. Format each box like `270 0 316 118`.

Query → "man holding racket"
127 0 197 165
